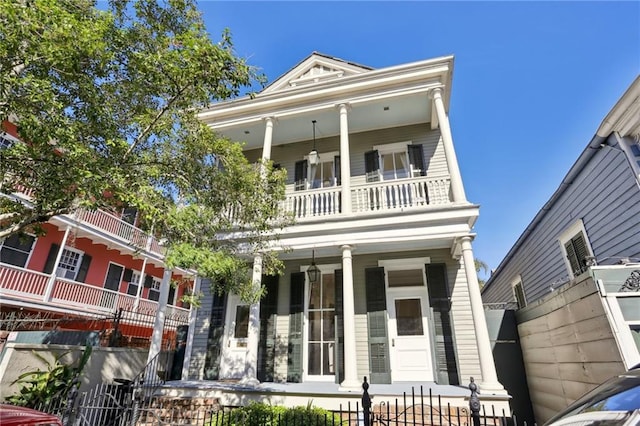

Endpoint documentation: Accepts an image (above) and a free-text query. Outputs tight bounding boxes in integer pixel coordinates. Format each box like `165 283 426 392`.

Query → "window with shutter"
559 220 594 278
367 142 425 182
512 278 527 309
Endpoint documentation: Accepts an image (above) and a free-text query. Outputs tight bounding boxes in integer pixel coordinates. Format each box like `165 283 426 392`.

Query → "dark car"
0 404 63 426
544 366 640 426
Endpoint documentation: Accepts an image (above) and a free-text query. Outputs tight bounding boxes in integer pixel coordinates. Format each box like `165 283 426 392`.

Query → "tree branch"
0 207 72 239
124 83 192 159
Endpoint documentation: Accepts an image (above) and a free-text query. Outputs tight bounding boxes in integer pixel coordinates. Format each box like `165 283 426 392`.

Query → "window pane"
308 342 321 375
388 269 424 287
322 274 335 308
321 161 333 187
308 311 321 341
618 298 640 321
309 281 320 309
323 311 335 340
394 152 408 179
234 305 250 338
396 299 424 336
630 325 640 354
0 250 28 267
323 343 335 375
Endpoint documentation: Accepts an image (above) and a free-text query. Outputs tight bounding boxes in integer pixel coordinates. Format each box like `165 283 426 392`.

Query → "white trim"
373 141 412 154
379 257 431 270
557 219 595 279
0 232 36 268
299 263 341 382
511 275 527 309
58 247 85 281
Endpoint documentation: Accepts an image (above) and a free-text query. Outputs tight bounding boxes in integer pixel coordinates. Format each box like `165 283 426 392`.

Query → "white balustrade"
0 263 189 319
74 209 163 256
283 177 451 220
0 265 49 298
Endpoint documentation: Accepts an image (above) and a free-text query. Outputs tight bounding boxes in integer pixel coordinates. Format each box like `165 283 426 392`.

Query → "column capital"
340 244 355 252
262 115 277 124
336 102 351 112
428 86 444 100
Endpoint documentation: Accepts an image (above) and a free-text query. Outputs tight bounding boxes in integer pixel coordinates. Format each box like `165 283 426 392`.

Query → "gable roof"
261 52 374 95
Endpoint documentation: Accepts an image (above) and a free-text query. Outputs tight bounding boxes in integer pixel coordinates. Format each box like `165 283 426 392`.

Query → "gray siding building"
482 76 640 423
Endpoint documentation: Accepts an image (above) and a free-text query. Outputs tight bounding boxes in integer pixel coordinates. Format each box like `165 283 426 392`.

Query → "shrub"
208 402 343 426
7 345 92 408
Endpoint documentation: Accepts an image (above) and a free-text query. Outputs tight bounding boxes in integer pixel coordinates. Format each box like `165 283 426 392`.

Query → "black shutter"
294 160 308 188
287 272 305 382
365 150 379 173
76 255 92 283
204 290 227 380
426 263 459 385
123 269 133 283
334 269 344 384
43 244 60 274
334 155 341 185
144 275 153 288
408 144 426 176
258 275 279 382
571 234 589 275
365 267 391 384
168 284 176 305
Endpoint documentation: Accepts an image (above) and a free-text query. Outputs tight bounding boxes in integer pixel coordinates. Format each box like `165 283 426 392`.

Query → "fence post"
62 378 79 426
362 376 372 426
469 377 481 426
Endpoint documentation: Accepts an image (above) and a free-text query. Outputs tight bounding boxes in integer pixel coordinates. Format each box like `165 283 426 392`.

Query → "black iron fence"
26 374 535 426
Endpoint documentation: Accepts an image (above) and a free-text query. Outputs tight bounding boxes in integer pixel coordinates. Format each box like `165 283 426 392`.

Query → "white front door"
220 295 249 379
380 261 434 383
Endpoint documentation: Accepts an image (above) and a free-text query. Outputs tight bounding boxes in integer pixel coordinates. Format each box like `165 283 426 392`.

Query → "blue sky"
198 1 640 277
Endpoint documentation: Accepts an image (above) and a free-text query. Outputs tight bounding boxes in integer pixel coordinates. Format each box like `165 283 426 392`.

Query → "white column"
430 88 466 203
43 225 72 301
147 269 173 365
242 254 263 384
132 258 148 311
460 236 505 394
261 117 275 162
339 244 359 390
182 275 202 379
338 104 352 214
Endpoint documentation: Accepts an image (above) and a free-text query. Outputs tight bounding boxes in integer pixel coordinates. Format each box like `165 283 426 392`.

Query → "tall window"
294 152 340 191
148 277 161 301
127 271 141 296
57 248 83 280
365 142 425 182
0 133 17 150
0 233 35 267
512 277 527 309
307 272 336 377
559 220 594 278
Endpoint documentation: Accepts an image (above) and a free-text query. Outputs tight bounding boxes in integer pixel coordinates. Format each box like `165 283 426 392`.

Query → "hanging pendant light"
307 249 321 283
308 120 320 166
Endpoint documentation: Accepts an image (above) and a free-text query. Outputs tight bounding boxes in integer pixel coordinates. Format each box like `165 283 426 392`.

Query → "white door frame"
220 294 249 379
379 258 434 382
301 263 341 382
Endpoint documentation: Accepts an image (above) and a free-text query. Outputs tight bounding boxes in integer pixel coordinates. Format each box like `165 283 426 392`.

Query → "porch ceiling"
214 92 431 150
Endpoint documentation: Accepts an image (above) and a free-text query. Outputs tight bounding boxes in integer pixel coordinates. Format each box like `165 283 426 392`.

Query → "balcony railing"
0 263 189 322
9 186 164 256
74 209 164 256
284 176 452 220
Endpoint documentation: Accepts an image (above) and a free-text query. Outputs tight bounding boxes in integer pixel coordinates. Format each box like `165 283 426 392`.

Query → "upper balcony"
9 188 165 264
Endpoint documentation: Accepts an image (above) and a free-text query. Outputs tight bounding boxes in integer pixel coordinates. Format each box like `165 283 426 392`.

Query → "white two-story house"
180 53 506 407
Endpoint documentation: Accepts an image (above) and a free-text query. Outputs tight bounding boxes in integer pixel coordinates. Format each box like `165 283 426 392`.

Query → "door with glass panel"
220 294 249 379
305 270 336 380
385 268 434 382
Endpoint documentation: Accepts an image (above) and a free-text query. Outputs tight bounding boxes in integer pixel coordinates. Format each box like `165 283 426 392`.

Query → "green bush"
7 345 92 408
208 402 343 426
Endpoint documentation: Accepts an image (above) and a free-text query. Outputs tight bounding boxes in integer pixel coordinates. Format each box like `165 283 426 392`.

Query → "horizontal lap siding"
482 147 640 306
245 124 447 188
187 279 214 380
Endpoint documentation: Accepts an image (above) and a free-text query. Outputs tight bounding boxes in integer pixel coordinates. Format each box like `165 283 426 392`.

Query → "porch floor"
161 379 470 398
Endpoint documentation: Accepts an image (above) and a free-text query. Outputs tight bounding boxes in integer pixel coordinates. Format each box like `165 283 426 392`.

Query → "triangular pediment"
262 52 373 95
